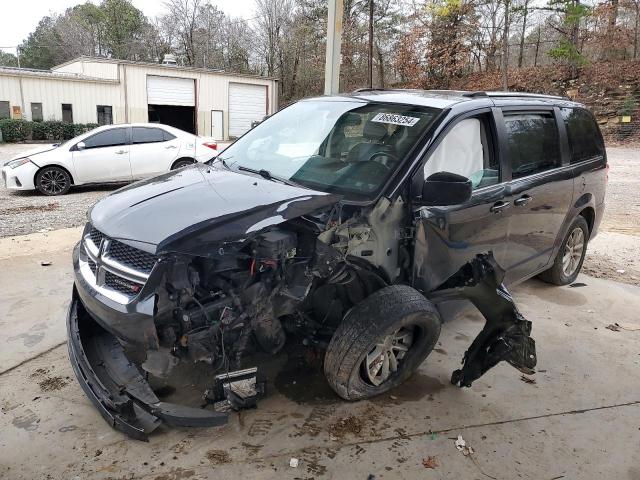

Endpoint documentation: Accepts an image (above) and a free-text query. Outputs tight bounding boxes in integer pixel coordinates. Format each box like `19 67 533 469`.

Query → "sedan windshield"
220 99 441 201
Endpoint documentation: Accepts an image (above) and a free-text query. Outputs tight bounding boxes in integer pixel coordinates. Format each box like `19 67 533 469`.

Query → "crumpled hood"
89 163 340 255
6 144 59 165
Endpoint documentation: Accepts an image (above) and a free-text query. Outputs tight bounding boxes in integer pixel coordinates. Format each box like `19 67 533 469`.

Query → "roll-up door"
147 76 195 106
228 83 267 137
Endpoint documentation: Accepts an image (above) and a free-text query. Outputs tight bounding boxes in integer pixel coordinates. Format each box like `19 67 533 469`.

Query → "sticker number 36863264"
371 112 420 127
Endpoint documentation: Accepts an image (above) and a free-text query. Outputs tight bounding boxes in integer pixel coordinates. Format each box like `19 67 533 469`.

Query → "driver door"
412 109 511 292
71 127 132 183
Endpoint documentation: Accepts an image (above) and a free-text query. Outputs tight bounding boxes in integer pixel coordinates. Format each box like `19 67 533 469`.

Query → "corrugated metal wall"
0 74 121 123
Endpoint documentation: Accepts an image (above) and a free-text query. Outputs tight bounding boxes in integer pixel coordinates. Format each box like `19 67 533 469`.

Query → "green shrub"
0 119 32 142
31 121 47 141
0 120 101 142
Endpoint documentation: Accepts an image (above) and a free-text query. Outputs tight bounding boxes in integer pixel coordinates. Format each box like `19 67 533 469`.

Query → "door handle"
490 200 511 213
165 145 177 149
514 195 532 207
115 150 128 155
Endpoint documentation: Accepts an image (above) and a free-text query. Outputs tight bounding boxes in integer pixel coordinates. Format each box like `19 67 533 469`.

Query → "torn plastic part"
430 253 537 388
67 294 228 441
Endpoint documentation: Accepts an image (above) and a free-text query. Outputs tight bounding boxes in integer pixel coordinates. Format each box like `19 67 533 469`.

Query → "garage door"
147 76 195 106
229 83 267 137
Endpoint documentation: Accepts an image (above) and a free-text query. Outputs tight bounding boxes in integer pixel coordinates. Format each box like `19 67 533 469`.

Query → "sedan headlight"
5 158 32 169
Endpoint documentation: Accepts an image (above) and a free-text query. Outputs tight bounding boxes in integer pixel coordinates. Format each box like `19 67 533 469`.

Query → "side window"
82 128 127 149
560 108 604 164
0 101 10 119
163 130 176 141
503 112 560 179
132 127 165 144
31 103 43 122
424 115 499 190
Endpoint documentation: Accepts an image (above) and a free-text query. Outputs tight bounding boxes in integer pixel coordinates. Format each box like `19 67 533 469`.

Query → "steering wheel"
342 157 393 179
367 150 400 171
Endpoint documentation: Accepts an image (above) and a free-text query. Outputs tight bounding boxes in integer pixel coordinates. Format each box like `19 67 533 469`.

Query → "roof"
52 56 278 82
0 66 117 83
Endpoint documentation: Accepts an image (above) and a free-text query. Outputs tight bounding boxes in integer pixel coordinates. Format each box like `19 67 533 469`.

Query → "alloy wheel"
562 227 585 277
39 169 68 195
362 327 415 386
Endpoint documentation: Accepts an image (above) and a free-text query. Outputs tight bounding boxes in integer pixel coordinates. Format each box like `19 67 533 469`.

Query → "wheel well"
578 207 595 234
34 165 74 186
171 157 196 169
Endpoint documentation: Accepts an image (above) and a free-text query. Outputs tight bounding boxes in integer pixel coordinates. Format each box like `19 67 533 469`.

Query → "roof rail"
462 91 568 100
352 87 389 93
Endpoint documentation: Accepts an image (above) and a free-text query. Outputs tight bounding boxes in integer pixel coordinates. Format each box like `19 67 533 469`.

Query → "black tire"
538 215 589 285
324 285 442 400
171 158 195 170
35 166 72 196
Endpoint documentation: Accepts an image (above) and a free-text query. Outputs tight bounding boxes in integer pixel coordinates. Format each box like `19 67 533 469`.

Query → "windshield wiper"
237 166 303 188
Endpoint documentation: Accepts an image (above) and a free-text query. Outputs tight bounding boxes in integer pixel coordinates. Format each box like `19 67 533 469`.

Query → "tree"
100 0 152 59
0 51 19 67
18 16 63 69
544 0 591 78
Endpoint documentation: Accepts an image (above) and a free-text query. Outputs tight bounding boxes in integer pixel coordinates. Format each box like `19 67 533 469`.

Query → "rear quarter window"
560 108 605 164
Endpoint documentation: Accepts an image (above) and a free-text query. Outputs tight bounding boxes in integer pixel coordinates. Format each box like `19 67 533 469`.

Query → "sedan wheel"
35 167 71 196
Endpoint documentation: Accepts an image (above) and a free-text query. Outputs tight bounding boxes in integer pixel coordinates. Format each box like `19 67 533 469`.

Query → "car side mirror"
418 171 472 206
76 141 86 151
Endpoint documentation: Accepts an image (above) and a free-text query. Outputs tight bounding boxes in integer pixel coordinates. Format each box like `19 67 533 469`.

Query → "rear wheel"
324 285 441 400
171 158 195 170
538 216 589 285
35 166 71 196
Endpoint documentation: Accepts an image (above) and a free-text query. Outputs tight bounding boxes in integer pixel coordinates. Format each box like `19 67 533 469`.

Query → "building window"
97 105 113 126
62 104 73 124
31 103 43 122
0 101 9 119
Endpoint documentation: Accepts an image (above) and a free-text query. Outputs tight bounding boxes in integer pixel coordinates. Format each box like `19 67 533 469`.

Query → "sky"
0 0 256 55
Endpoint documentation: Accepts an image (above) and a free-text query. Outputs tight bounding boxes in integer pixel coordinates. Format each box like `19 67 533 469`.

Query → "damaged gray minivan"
68 90 607 439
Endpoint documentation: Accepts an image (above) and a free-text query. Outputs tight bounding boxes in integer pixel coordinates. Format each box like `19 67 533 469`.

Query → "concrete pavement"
0 229 639 480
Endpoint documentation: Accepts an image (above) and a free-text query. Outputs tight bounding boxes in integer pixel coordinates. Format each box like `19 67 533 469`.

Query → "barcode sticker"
371 113 420 127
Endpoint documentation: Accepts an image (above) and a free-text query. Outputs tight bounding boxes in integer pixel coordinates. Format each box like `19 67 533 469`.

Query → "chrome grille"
107 239 157 274
88 228 104 248
79 226 157 304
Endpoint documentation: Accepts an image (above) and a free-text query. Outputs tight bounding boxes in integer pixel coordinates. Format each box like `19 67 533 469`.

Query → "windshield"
220 99 441 201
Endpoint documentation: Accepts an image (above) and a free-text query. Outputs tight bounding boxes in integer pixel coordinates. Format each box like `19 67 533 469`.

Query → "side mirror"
76 141 86 151
419 171 472 206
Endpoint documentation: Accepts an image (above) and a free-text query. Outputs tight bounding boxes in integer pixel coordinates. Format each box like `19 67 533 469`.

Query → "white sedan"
1 123 219 195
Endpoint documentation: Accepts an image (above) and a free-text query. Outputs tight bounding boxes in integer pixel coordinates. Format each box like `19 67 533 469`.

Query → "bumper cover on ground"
67 290 228 441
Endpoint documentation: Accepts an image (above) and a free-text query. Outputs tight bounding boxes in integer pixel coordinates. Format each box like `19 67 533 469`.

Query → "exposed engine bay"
136 198 405 383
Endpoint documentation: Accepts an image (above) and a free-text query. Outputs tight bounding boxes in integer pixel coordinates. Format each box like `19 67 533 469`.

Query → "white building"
0 56 279 141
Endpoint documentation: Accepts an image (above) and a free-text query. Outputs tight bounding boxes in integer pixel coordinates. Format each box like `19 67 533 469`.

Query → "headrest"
363 121 388 141
341 112 362 126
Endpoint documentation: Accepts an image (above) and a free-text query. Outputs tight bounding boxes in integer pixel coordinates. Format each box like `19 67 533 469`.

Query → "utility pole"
501 0 510 91
324 0 344 95
368 0 374 89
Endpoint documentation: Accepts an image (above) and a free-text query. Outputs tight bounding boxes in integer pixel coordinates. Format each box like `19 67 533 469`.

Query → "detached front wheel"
324 285 441 400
